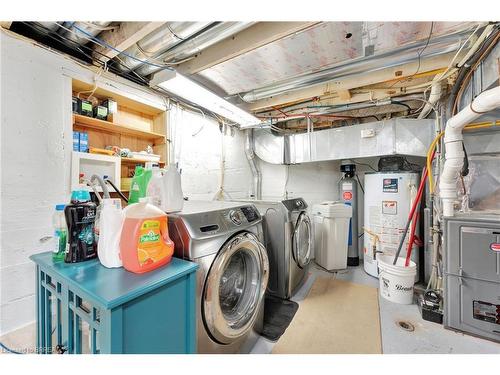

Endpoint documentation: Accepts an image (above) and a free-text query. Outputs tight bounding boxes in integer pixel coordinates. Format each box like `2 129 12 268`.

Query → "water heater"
363 171 420 278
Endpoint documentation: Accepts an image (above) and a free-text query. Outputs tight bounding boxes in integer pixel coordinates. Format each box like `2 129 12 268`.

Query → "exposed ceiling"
5 21 486 124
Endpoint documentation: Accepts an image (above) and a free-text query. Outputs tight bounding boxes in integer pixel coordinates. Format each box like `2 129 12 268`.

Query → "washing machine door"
292 212 312 269
203 232 269 344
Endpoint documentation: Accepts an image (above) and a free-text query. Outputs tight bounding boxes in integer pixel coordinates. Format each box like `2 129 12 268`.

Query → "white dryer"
167 201 269 354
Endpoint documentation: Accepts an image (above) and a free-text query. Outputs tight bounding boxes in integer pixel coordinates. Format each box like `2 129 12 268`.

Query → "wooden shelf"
73 114 165 142
121 157 165 165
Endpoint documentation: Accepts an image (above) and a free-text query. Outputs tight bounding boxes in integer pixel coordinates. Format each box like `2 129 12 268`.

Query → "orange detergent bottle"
120 198 174 273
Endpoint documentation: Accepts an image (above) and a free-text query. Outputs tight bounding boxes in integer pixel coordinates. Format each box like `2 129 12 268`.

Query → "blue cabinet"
30 252 198 354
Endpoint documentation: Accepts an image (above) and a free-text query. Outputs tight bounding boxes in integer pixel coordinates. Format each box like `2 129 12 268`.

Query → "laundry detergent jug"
161 164 184 213
120 198 174 273
128 164 153 204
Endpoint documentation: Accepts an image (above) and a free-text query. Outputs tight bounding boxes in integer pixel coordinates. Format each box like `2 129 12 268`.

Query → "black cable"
355 174 365 194
390 100 412 113
0 341 23 354
347 159 378 172
105 179 129 203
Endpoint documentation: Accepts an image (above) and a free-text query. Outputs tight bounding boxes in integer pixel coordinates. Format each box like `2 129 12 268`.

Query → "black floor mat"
261 295 299 341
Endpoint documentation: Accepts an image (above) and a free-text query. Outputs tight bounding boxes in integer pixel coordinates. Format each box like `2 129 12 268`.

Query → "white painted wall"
168 105 253 201
0 31 167 336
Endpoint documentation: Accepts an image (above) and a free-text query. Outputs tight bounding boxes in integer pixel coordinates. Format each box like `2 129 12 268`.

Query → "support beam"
176 22 320 75
92 22 165 62
246 52 459 111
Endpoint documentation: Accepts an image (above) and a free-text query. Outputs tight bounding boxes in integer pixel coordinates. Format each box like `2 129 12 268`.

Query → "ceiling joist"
176 21 320 75
92 22 166 62
246 52 461 112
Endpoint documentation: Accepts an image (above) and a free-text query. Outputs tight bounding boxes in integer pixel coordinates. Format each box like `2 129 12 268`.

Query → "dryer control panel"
282 198 308 212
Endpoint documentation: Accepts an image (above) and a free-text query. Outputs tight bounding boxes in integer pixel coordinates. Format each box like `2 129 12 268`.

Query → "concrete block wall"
0 31 166 336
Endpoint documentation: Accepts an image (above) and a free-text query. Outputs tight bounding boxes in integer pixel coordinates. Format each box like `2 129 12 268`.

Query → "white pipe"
439 86 500 216
418 83 442 119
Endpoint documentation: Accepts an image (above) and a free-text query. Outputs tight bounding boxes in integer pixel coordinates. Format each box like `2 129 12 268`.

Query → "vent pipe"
245 129 262 200
439 85 500 217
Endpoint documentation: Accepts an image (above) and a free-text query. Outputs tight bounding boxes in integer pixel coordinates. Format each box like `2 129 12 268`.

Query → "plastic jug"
52 204 67 262
119 198 174 273
146 165 164 208
97 198 124 268
161 164 184 213
128 165 153 204
64 187 97 263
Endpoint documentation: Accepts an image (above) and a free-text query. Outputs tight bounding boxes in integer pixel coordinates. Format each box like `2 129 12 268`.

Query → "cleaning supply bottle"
64 186 97 263
161 164 184 212
146 164 164 208
120 197 174 273
97 198 124 268
128 164 153 204
52 204 67 262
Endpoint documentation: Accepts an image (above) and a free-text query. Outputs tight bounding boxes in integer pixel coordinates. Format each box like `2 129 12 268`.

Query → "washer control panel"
229 209 243 225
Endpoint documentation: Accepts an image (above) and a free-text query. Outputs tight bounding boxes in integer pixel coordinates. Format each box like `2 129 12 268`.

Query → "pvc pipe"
418 83 442 119
439 85 500 216
245 129 262 200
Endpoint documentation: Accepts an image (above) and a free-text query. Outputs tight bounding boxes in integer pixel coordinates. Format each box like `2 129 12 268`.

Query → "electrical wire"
355 174 365 194
388 22 434 89
346 159 377 172
0 341 23 354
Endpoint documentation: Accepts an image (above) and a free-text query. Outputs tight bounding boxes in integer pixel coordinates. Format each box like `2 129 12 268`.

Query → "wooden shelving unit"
73 114 165 141
71 78 168 198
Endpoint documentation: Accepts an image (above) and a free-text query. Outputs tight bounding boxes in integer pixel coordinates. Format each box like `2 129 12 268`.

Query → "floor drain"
397 320 415 332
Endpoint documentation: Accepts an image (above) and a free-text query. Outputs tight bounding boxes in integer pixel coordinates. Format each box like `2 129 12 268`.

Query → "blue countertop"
30 252 198 309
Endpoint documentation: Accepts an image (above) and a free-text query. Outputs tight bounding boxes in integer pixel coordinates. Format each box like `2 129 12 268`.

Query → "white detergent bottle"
146 165 165 209
161 164 184 213
97 198 124 268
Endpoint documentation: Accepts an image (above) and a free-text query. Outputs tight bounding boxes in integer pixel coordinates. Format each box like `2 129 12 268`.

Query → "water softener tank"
339 162 359 266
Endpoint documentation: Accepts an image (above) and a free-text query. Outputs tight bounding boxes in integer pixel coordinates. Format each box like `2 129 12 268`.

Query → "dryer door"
203 232 269 344
292 212 312 269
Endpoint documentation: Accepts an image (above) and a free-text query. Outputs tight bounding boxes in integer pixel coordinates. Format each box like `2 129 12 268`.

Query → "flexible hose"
105 179 129 203
405 211 420 267
392 155 433 265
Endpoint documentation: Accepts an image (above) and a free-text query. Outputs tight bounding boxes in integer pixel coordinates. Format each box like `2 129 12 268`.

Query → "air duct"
113 22 213 72
63 22 111 45
245 129 262 200
254 119 435 165
135 22 254 77
242 27 479 103
439 85 500 217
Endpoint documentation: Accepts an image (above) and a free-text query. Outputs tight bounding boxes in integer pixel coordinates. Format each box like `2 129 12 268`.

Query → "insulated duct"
439 85 500 217
242 27 479 102
135 22 254 77
113 22 213 72
254 119 435 164
245 129 262 200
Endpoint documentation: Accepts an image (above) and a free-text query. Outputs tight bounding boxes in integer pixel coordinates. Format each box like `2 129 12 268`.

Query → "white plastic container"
313 201 352 270
377 254 417 304
146 165 164 208
97 198 124 268
161 165 184 213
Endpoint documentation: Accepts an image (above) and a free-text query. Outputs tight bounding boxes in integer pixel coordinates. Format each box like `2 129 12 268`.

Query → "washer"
167 201 269 354
233 198 312 299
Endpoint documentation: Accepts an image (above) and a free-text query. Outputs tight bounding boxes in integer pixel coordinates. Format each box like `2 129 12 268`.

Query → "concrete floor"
2 264 499 354
251 264 500 354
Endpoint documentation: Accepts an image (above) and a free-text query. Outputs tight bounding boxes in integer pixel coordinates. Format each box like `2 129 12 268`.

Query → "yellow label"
137 220 168 266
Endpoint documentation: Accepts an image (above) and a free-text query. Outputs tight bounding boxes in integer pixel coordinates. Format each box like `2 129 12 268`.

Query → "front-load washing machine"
233 198 312 299
167 201 269 354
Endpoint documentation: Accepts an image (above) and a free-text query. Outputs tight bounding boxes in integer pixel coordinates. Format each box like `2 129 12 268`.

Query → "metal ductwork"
113 22 213 72
242 26 479 102
254 119 435 165
245 129 262 200
135 22 254 77
63 22 111 45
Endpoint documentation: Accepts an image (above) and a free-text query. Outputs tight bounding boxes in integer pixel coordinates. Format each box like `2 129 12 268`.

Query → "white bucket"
377 255 417 304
